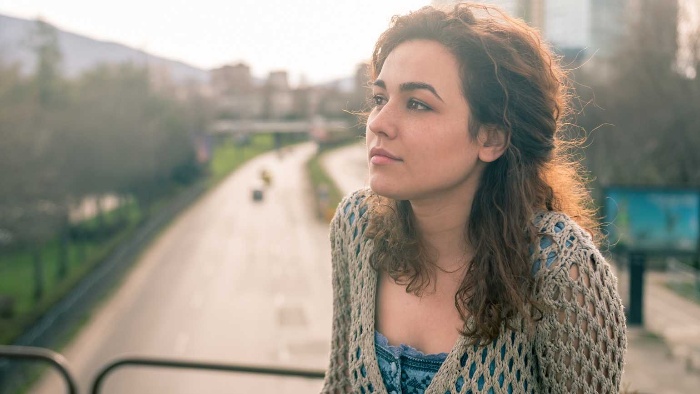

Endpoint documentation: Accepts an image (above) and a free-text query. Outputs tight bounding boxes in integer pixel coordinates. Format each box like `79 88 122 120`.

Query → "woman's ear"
477 126 508 163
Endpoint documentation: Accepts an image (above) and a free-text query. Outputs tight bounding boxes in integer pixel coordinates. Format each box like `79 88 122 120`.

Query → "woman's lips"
370 155 400 165
369 147 402 165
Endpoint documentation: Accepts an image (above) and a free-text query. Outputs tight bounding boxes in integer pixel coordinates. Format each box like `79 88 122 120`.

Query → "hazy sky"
0 0 430 84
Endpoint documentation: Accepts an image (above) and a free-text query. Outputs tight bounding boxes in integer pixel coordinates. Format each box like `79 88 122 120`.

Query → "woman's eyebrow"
372 79 444 102
400 81 444 102
372 79 387 89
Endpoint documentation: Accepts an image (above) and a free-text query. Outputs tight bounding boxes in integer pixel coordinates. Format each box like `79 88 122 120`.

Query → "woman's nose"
367 104 398 139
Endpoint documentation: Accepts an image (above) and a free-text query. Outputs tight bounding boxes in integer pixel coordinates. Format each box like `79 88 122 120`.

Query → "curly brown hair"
365 3 599 345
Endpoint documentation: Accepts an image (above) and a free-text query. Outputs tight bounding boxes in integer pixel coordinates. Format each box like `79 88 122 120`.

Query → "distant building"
266 90 294 119
264 70 294 119
209 62 372 122
541 0 629 77
292 86 322 119
318 86 350 118
210 62 253 95
431 0 682 81
431 0 625 63
267 70 290 91
211 63 260 119
351 62 371 111
579 0 678 79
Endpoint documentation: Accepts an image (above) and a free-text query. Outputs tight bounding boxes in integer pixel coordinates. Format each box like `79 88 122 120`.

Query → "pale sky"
0 0 430 83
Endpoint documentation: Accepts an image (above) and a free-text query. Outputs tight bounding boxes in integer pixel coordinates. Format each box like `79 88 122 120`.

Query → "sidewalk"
644 271 700 361
322 142 700 394
620 270 700 393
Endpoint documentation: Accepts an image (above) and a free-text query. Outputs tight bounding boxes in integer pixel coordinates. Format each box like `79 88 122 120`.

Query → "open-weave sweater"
321 189 627 394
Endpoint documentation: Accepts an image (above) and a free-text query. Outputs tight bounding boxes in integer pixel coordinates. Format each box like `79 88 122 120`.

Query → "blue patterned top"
375 331 448 394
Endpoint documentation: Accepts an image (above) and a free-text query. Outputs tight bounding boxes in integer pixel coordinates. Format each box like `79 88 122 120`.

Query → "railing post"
628 251 646 326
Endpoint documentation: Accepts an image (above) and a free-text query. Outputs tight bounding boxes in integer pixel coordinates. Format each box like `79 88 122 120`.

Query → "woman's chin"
368 179 410 200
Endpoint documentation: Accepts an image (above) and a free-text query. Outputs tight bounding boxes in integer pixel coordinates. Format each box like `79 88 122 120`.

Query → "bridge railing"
90 356 326 394
0 345 326 394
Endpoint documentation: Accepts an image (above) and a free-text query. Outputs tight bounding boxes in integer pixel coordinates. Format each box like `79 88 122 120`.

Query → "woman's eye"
372 95 387 106
407 99 430 111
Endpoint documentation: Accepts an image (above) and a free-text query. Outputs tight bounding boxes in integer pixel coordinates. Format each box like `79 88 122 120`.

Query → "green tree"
68 64 198 215
31 19 63 107
0 56 65 300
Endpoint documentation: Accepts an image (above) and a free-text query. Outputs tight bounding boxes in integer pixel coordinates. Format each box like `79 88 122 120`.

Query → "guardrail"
0 345 78 394
0 345 326 394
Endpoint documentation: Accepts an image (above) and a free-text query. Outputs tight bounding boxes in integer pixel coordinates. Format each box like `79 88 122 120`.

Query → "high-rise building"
430 0 681 80
210 62 263 119
542 0 630 71
432 0 626 63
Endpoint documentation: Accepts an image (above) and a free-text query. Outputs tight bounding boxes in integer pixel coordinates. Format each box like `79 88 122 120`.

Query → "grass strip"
208 133 276 187
305 140 360 222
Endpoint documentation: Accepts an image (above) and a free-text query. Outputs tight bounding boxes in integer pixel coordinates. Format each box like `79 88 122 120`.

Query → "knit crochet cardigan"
321 189 627 394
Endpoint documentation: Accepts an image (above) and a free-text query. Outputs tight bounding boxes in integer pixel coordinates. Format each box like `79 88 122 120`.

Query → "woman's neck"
409 187 476 273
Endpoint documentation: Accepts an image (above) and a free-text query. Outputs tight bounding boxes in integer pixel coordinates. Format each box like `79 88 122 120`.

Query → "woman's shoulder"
530 210 602 277
530 210 623 310
331 188 373 230
532 212 623 321
532 212 627 391
329 188 375 275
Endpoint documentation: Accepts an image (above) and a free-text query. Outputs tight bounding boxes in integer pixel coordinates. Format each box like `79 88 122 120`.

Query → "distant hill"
0 13 208 83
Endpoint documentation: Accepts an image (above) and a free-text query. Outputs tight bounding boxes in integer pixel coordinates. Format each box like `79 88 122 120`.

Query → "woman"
322 3 626 394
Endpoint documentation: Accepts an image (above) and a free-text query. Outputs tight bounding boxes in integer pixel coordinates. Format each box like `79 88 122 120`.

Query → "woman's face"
366 39 486 202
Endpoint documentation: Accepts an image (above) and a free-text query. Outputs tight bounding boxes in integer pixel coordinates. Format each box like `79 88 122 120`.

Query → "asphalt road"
31 143 331 394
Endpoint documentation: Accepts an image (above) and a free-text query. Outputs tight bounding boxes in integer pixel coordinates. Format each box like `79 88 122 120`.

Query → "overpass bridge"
210 118 352 141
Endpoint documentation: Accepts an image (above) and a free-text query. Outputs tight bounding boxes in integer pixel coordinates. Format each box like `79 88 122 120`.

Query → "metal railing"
0 345 78 394
91 356 326 394
0 345 326 394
